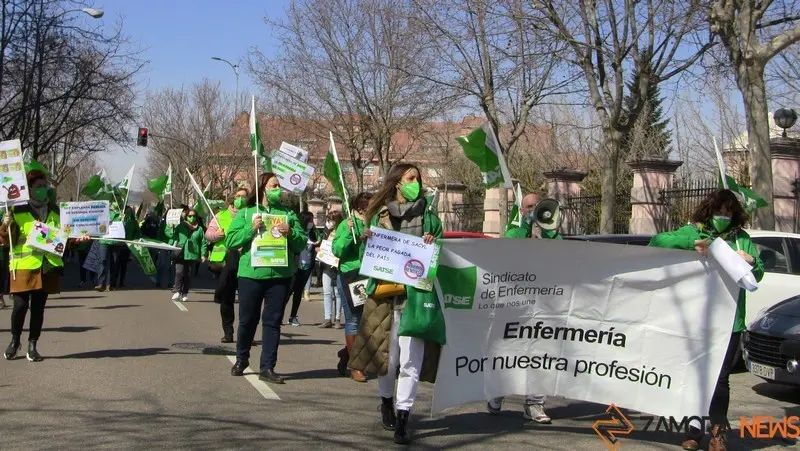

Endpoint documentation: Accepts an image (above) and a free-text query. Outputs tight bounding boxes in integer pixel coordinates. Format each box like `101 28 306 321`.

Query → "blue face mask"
525 211 536 224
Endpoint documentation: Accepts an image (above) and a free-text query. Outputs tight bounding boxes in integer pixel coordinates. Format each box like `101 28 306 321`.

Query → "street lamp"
774 108 798 138
211 56 240 122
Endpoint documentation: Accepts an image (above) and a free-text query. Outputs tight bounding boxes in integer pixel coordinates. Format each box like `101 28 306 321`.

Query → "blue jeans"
95 244 112 287
337 274 362 336
154 250 174 288
322 267 340 321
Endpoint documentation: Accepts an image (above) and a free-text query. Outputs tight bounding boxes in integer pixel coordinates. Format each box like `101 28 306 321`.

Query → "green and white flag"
426 187 439 213
128 242 156 276
713 137 768 214
81 169 116 201
117 164 135 209
506 182 523 231
250 96 271 172
457 123 513 189
323 131 349 211
165 163 172 195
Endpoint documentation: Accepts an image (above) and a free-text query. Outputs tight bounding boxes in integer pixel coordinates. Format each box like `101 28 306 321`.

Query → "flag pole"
330 132 356 241
122 164 135 213
713 136 729 190
186 169 220 227
4 199 15 281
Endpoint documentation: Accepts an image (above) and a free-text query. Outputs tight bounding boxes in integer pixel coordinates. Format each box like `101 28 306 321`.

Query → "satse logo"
437 265 477 310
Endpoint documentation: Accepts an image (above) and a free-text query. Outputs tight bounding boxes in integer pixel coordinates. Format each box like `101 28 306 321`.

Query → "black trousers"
113 246 131 287
0 247 9 295
688 332 741 440
78 249 90 284
236 277 291 371
287 267 313 319
173 261 193 295
215 250 240 336
11 290 49 341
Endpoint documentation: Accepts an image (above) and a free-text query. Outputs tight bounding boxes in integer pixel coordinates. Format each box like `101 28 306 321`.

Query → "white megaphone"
533 198 562 231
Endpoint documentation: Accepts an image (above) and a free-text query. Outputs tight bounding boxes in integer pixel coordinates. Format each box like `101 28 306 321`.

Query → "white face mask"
325 221 334 230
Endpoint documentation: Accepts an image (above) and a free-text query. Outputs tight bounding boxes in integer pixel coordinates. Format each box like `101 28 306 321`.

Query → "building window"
342 163 354 174
364 164 375 176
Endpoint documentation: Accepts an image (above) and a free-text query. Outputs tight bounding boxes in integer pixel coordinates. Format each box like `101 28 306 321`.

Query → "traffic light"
137 127 148 147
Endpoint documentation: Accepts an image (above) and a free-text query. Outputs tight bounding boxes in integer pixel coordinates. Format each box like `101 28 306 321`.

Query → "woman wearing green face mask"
351 163 443 445
0 170 89 362
649 189 763 451
169 208 208 303
205 187 250 342
225 172 308 384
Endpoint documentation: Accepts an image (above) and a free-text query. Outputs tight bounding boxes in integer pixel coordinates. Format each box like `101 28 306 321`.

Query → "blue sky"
100 0 291 186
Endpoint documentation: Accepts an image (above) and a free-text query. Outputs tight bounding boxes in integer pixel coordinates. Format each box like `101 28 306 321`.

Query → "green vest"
10 209 64 271
209 209 233 263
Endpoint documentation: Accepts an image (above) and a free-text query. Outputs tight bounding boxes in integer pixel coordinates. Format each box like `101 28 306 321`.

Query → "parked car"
744 230 800 327
742 295 800 386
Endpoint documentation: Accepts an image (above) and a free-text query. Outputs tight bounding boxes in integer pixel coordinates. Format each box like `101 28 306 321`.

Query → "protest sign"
166 209 183 226
348 280 369 307
128 242 156 276
83 241 104 273
431 238 740 420
0 139 29 205
102 221 125 239
25 221 68 257
278 141 309 162
315 239 339 267
251 213 288 267
270 151 315 194
359 228 440 291
60 201 110 237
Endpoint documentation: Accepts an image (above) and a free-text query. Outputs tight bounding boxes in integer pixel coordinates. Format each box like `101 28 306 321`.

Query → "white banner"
270 151 315 194
101 221 125 239
60 201 110 237
432 238 739 420
360 228 440 291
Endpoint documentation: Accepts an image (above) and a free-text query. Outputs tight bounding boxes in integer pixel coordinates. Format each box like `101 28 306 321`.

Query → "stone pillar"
544 169 587 235
771 137 800 233
307 198 327 228
482 181 516 237
327 195 343 213
437 182 467 232
628 159 682 234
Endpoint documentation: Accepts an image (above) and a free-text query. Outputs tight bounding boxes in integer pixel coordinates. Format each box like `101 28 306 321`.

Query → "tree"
622 62 671 160
535 0 710 233
0 0 143 181
249 0 454 194
142 80 248 204
409 0 573 227
708 0 800 229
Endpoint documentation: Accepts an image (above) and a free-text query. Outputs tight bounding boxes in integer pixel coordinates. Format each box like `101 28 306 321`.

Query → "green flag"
128 242 156 276
506 182 523 232
165 163 172 195
250 96 271 172
323 131 349 205
457 123 513 189
147 174 168 198
23 157 51 177
81 169 116 201
713 136 767 214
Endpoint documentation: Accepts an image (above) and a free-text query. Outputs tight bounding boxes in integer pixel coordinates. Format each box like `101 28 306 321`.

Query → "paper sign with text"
60 201 110 237
0 139 29 205
166 209 183 226
25 221 68 257
102 221 125 239
432 238 740 420
359 228 440 291
270 151 315 194
278 142 309 163
315 239 339 267
250 213 288 267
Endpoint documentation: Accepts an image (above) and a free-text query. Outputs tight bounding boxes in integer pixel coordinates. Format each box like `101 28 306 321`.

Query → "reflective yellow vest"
209 209 233 263
10 209 64 271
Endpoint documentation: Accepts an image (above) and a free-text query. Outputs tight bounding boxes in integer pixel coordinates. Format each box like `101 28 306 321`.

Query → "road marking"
226 356 281 400
172 300 188 312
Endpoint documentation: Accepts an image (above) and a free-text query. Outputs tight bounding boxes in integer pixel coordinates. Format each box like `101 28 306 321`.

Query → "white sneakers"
171 292 180 301
180 295 188 302
523 404 552 424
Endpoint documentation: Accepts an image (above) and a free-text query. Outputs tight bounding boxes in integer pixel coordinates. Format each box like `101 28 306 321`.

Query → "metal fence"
451 202 486 233
564 194 631 235
659 179 719 231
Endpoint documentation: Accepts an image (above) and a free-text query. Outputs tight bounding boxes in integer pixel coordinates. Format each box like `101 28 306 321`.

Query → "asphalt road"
0 261 798 450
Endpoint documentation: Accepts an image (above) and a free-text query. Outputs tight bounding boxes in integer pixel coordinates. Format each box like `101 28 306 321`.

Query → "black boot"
26 340 42 362
4 336 20 360
221 326 234 343
230 359 248 376
381 397 396 430
394 409 411 445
